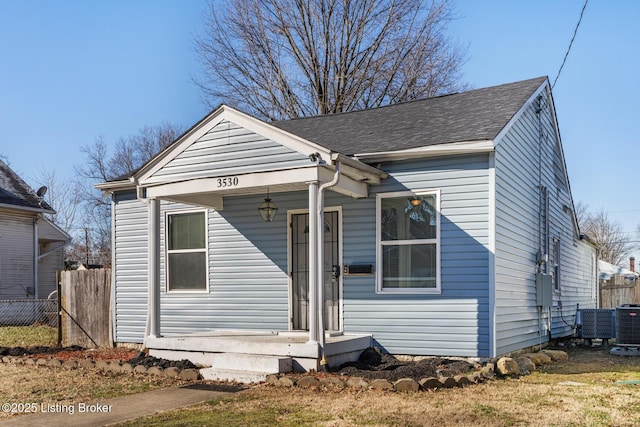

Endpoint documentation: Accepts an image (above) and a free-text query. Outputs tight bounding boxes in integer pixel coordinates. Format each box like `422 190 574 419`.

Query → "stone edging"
1 349 569 392
264 349 569 393
0 355 200 381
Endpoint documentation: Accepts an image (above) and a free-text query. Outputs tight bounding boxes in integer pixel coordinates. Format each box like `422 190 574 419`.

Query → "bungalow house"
0 160 69 323
98 77 597 375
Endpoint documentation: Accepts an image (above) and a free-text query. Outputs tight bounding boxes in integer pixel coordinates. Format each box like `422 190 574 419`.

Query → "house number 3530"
217 177 239 188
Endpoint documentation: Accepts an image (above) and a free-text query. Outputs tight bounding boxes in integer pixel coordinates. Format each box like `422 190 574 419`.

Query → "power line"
552 0 589 89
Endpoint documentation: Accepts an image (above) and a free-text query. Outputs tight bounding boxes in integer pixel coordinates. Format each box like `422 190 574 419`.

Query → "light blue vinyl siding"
146 120 311 183
339 155 491 357
494 95 596 355
113 191 148 342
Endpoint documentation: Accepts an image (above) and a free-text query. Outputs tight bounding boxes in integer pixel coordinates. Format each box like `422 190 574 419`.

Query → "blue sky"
1 1 638 263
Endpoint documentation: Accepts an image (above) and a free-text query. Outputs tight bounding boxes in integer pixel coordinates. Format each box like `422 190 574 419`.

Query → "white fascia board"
0 202 52 215
136 105 333 185
352 140 494 162
95 179 136 193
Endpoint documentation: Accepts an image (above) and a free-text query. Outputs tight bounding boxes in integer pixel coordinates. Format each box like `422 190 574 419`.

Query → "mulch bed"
334 347 475 382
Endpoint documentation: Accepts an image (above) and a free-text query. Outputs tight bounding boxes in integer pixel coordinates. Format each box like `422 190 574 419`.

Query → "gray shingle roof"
272 77 547 155
0 159 53 211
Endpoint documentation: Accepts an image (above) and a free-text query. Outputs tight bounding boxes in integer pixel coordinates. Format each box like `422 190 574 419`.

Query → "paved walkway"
2 383 238 427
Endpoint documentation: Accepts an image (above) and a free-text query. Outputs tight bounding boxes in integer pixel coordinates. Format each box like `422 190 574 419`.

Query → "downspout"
317 162 341 371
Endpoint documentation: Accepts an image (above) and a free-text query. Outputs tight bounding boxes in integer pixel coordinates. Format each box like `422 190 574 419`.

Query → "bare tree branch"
194 0 467 120
578 204 634 265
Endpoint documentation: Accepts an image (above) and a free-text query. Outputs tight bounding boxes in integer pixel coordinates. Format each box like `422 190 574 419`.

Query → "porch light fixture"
258 188 279 222
409 197 422 207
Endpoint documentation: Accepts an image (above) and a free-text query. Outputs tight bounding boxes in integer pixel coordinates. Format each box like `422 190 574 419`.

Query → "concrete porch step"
199 367 271 383
211 353 292 373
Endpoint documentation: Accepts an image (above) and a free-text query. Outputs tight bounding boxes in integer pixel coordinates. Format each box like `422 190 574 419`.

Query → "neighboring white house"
99 77 597 366
0 160 69 302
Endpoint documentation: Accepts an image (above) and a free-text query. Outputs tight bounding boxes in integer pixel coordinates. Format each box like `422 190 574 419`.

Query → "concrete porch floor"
145 330 372 374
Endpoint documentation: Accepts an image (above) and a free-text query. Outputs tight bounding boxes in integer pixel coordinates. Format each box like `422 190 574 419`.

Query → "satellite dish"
36 186 48 197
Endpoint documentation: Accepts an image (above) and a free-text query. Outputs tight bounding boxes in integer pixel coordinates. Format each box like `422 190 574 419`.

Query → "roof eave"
0 202 54 215
95 179 136 193
352 140 495 163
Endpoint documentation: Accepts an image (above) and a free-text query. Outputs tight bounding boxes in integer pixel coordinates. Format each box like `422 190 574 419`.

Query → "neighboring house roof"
272 77 547 155
0 159 54 212
598 260 639 280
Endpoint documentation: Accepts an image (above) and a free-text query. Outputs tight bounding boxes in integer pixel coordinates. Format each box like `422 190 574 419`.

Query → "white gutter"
317 162 341 369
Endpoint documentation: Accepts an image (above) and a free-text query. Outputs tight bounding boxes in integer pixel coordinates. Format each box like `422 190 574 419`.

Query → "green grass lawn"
0 325 58 347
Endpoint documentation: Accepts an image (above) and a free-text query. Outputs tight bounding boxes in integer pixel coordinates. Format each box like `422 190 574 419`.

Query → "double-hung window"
166 211 207 291
376 191 440 293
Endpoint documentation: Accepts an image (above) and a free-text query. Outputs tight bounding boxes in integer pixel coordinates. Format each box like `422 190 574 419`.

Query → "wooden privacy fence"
599 275 640 309
59 268 112 348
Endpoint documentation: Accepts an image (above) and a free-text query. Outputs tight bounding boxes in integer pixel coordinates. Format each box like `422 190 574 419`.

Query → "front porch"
145 330 372 382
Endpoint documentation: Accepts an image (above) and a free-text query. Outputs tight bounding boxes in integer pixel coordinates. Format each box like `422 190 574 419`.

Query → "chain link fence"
0 298 60 347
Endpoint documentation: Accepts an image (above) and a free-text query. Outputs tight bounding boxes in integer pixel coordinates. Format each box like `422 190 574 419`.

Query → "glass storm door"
291 211 340 331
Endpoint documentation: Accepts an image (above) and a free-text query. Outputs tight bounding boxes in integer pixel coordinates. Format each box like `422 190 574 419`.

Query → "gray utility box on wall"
535 273 553 308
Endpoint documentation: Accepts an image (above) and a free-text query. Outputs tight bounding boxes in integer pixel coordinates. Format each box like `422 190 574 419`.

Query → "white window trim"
376 190 441 294
165 208 209 293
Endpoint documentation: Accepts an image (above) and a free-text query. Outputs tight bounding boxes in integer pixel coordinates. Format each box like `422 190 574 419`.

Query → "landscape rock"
276 376 295 387
346 377 369 389
178 369 199 381
321 377 345 389
120 363 133 373
133 365 147 374
369 379 394 390
265 374 279 384
454 375 470 387
78 360 95 369
62 360 78 369
419 377 443 390
480 363 495 379
440 377 458 388
524 352 552 366
496 357 520 376
297 376 321 388
516 357 536 375
47 359 62 368
163 367 180 378
542 350 569 362
147 366 164 376
394 378 419 392
35 358 48 366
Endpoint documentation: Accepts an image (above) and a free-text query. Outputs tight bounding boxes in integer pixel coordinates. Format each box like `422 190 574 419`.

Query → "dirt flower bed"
0 345 197 370
335 347 476 382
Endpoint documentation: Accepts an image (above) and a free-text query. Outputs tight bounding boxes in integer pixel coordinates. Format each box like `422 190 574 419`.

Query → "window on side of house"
376 191 440 294
166 211 207 292
552 237 561 292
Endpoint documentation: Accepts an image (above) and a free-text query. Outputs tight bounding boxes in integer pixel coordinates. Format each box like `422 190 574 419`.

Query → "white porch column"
307 181 319 344
148 198 161 338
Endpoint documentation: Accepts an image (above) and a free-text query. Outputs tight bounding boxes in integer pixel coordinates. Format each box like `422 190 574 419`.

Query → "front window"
166 211 207 291
377 191 440 293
